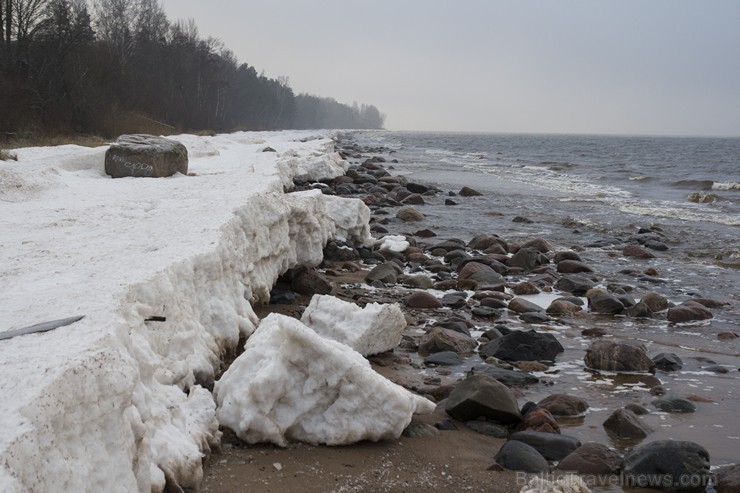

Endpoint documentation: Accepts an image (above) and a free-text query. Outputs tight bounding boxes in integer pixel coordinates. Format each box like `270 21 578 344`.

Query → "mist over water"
349 131 740 471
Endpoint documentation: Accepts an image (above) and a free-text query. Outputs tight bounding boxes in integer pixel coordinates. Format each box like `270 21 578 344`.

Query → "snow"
377 234 409 253
301 294 406 356
214 313 435 447
0 131 372 492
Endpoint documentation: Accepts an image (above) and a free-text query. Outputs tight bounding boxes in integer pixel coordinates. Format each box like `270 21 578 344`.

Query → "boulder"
623 244 657 259
214 314 435 447
289 266 332 296
507 298 545 314
546 300 582 315
507 247 547 272
465 420 509 438
424 351 463 366
641 292 669 312
459 186 483 197
715 464 740 493
537 394 589 417
623 440 711 493
419 327 476 356
556 442 624 474
651 395 697 413
519 406 560 434
521 238 552 253
554 251 582 263
105 134 188 178
512 281 540 295
406 291 443 309
555 275 595 296
300 295 406 356
365 261 400 285
396 206 424 221
495 440 549 473
480 329 563 363
557 260 594 274
445 374 522 425
652 353 683 371
508 431 581 461
584 340 656 373
469 366 539 388
588 293 625 315
458 262 506 285
602 408 653 440
667 303 713 323
402 274 434 289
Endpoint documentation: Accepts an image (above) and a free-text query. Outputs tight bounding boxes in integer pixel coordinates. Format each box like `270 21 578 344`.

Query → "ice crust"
301 294 406 356
214 313 435 447
0 131 371 492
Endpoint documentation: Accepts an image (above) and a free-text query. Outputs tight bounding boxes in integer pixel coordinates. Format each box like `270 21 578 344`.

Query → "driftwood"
0 316 85 341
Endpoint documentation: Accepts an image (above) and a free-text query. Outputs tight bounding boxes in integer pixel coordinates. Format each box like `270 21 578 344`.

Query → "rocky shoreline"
202 136 739 493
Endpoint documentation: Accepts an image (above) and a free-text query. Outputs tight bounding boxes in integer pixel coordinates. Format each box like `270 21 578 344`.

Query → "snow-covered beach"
0 131 373 492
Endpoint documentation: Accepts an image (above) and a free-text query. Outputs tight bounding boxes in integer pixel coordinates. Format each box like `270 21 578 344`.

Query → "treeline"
0 0 385 138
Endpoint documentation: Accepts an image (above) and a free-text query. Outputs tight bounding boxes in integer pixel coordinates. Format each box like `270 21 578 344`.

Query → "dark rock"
645 240 669 251
414 228 437 238
506 247 547 272
459 186 483 197
625 301 655 318
402 420 439 438
437 320 471 337
105 134 188 178
507 298 545 314
469 366 539 388
603 408 653 440
625 403 650 415
652 395 697 413
714 463 740 493
511 282 540 296
396 206 424 221
406 182 429 194
557 442 624 474
641 292 669 312
623 440 711 493
718 331 739 341
402 274 434 290
406 291 443 309
581 327 607 337
324 241 359 261
435 418 458 431
519 406 560 434
589 293 625 315
652 353 683 371
495 440 549 473
537 394 589 417
424 351 463 366
555 275 595 296
480 329 563 363
512 361 548 372
623 244 657 259
513 216 534 223
667 304 713 323
554 251 582 263
471 307 502 319
479 298 508 309
445 374 522 425
689 297 729 309
546 300 582 315
419 327 476 356
519 312 550 324
521 238 552 253
365 262 400 285
557 260 594 273
444 199 458 206
458 262 506 286
465 420 509 438
269 288 295 305
289 266 332 296
508 431 581 461
585 340 656 372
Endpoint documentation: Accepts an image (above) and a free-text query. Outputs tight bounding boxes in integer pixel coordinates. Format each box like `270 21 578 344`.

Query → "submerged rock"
603 408 653 440
666 303 713 323
214 314 434 447
651 395 697 413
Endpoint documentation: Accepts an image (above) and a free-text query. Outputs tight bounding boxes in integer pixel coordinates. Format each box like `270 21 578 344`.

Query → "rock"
603 408 653 440
641 292 669 312
521 238 552 253
414 228 437 238
435 418 458 431
512 282 540 295
557 442 624 474
537 394 589 417
546 300 582 315
470 366 539 388
472 306 502 318
465 420 509 438
508 431 581 461
520 312 550 323
445 199 458 206
495 440 549 473
512 361 549 372
652 353 683 371
714 463 740 493
519 406 560 434
718 331 739 341
555 275 595 296
513 216 534 223
508 298 545 314
105 134 188 178
396 206 424 221
625 403 649 415
300 295 406 356
458 262 506 285
437 320 472 337
459 186 483 197
667 303 713 323
581 327 607 337
324 241 360 261
214 314 435 446
623 244 657 259
405 182 429 194
424 351 463 366
588 293 625 315
269 288 296 305
623 440 711 493
289 266 332 296
554 251 582 263
445 374 522 425
625 301 655 318
365 261 400 285
419 327 477 356
406 291 443 309
645 240 669 251
507 247 547 272
557 260 594 274
480 329 564 363
652 395 697 413
402 274 434 289
689 297 729 309
584 340 656 373
401 193 425 205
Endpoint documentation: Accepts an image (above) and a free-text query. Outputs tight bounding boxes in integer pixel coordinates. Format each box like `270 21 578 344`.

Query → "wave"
672 179 715 190
713 182 740 191
629 175 653 182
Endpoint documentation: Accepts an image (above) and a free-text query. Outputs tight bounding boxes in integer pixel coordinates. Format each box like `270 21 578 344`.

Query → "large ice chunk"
214 314 434 446
300 294 406 356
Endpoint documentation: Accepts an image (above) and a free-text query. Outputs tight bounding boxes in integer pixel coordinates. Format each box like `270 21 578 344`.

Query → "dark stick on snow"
0 316 85 341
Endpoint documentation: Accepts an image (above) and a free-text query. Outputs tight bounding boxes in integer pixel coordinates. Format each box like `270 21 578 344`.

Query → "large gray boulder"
508 431 581 461
623 440 711 492
479 329 563 363
445 374 522 425
584 340 656 373
105 134 188 178
495 440 549 472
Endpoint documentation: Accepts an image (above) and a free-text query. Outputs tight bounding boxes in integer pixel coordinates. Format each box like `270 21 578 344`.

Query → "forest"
0 0 385 140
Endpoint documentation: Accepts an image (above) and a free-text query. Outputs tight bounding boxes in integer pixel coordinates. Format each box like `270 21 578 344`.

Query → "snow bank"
301 294 406 356
0 131 371 492
377 234 410 253
214 314 435 446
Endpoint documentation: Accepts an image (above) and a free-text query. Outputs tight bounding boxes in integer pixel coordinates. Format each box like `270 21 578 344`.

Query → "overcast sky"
159 0 740 137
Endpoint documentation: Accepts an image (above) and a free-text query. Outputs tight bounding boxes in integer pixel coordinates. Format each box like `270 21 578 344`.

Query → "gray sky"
159 0 740 136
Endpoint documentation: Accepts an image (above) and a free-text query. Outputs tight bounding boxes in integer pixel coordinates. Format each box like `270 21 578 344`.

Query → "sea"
347 131 740 482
